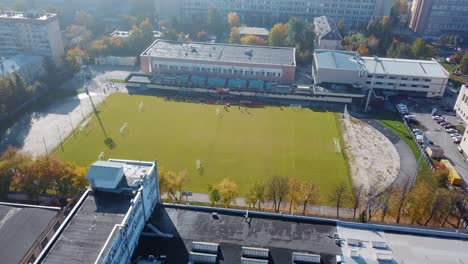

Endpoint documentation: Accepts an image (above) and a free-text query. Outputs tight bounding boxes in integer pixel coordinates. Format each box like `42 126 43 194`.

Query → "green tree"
229 27 241 44
412 38 433 59
268 23 288 46
387 41 414 59
245 182 266 210
287 17 306 46
207 184 221 207
162 29 178 41
460 53 468 75
337 19 345 36
207 6 224 36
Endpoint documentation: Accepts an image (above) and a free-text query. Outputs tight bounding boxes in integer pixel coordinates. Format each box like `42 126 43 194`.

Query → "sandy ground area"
340 115 400 192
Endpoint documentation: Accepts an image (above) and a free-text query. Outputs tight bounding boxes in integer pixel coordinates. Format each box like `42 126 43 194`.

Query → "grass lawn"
56 93 350 199
371 113 420 160
441 62 467 87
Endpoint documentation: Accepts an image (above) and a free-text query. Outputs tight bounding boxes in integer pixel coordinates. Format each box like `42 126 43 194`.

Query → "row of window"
366 81 430 88
368 75 432 82
156 64 282 77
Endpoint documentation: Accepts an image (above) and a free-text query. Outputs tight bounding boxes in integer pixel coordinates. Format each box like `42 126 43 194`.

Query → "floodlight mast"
365 56 379 113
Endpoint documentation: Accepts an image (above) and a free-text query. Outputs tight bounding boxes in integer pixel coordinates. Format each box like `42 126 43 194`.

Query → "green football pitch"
57 93 350 198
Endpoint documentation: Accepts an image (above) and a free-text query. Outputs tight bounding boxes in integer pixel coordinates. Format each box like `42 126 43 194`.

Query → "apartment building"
409 0 468 37
313 49 450 98
455 85 468 126
0 11 64 63
155 0 392 30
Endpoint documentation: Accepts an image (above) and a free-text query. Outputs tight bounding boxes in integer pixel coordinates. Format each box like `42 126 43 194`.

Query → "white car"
413 129 423 135
432 115 444 120
446 128 458 133
449 133 462 138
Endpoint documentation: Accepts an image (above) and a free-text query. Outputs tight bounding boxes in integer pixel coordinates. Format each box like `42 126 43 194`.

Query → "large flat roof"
314 49 449 79
135 206 342 263
0 11 56 21
141 40 296 66
314 49 364 71
362 56 449 79
41 191 132 264
0 203 59 264
337 224 468 264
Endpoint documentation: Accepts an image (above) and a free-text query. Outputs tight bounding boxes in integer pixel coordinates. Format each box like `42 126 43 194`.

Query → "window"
389 76 396 80
423 85 430 88
424 78 431 82
411 84 418 87
41 238 49 249
376 82 383 85
376 75 384 79
366 81 371 84
401 77 408 80
413 78 420 81
400 84 406 87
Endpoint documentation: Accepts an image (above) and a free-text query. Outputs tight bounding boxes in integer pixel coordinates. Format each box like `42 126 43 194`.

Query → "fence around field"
402 119 435 170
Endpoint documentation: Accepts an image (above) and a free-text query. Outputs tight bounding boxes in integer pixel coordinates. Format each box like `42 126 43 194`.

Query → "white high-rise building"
0 11 64 63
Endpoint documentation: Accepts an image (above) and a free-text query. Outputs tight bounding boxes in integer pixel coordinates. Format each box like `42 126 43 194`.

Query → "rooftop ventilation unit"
191 242 219 254
241 257 268 264
188 251 217 263
292 252 321 263
242 247 269 259
347 238 360 247
376 253 393 262
371 241 388 249
191 46 198 53
350 249 360 258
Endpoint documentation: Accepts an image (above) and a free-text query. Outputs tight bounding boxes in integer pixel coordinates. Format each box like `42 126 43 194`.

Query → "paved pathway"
164 192 355 219
365 119 418 187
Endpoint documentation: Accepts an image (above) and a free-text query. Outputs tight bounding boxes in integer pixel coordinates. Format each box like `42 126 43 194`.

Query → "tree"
337 19 345 36
207 184 221 207
365 184 380 221
266 176 290 212
240 35 268 46
357 44 370 56
297 180 319 215
407 178 434 224
0 147 31 199
287 178 301 213
387 41 414 59
328 182 348 218
454 190 468 228
74 11 98 34
287 17 306 46
228 12 240 28
245 182 266 210
229 27 241 44
389 178 412 223
424 189 448 226
412 38 433 59
351 185 364 219
162 169 189 203
217 178 238 208
379 190 392 222
460 53 468 75
162 29 178 41
207 6 224 36
140 19 155 46
268 23 288 47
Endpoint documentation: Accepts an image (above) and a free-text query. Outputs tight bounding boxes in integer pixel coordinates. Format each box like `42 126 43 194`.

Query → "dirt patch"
341 116 400 192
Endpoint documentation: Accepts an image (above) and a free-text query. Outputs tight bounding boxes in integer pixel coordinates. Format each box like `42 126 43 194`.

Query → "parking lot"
409 103 468 189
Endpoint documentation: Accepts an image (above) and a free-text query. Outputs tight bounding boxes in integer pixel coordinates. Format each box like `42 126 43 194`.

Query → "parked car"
436 119 446 123
413 129 424 135
446 128 459 133
449 133 462 138
440 122 449 126
453 138 462 144
432 115 444 120
444 124 456 129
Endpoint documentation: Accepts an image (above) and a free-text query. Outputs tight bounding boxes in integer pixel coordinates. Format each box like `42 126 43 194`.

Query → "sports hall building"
313 49 450 98
140 40 296 84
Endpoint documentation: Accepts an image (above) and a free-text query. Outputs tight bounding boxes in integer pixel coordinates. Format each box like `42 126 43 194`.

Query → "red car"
436 119 446 124
444 124 456 129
